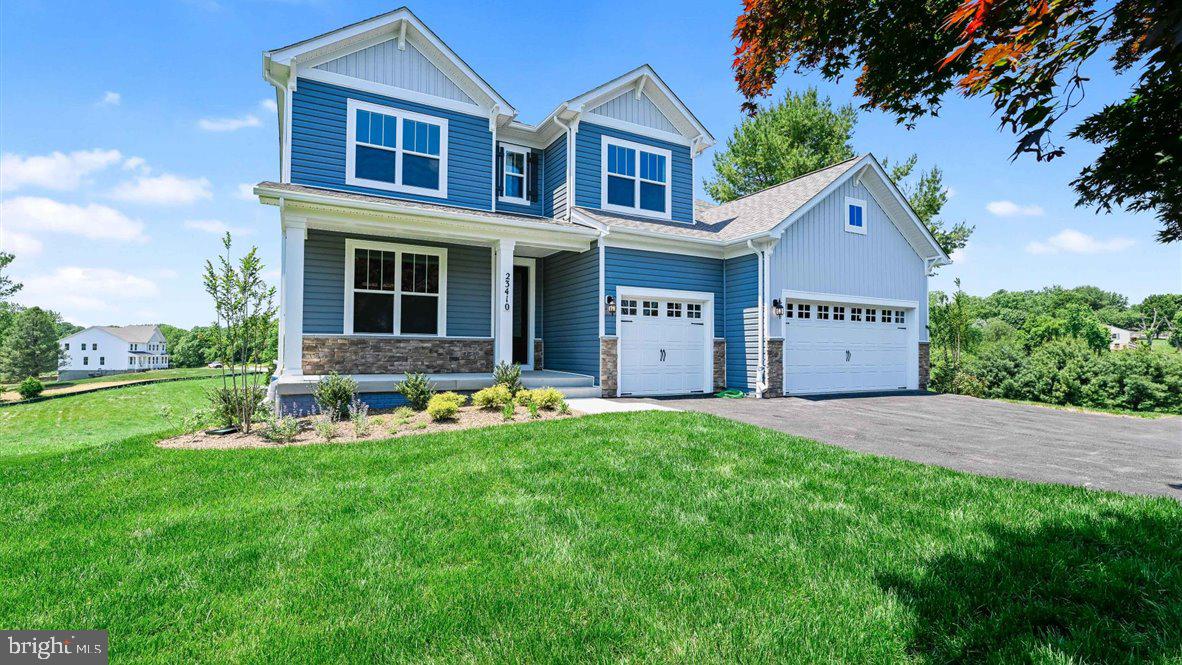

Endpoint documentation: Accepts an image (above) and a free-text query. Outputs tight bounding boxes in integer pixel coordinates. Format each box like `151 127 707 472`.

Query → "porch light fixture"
605 295 616 315
772 299 784 317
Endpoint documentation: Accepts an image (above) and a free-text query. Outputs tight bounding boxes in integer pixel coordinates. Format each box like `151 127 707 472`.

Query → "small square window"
784 303 794 318
845 197 867 235
866 308 877 323
667 302 682 318
83 356 89 366
620 299 637 316
833 306 845 321
881 310 893 324
642 301 659 317
895 310 906 323
797 303 811 319
817 305 830 320
686 303 702 319
851 307 863 322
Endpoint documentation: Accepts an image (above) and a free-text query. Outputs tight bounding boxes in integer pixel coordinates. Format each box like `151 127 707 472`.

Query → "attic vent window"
845 197 867 235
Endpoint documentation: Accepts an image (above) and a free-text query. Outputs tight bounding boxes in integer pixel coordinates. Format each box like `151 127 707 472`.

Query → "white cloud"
184 219 252 235
0 149 123 192
0 231 43 257
949 245 968 265
1 196 147 242
260 98 278 113
1025 229 1135 255
98 91 121 106
198 114 261 132
235 182 257 201
21 266 160 313
986 200 1044 217
108 173 212 205
122 156 149 174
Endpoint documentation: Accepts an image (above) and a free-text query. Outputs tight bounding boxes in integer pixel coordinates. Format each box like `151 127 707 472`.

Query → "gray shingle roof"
576 157 863 242
255 182 581 228
98 325 161 344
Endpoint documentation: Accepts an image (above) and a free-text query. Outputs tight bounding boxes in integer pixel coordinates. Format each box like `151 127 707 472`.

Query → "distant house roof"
60 325 162 344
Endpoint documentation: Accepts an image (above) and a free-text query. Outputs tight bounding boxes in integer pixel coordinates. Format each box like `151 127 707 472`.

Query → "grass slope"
1 384 1178 663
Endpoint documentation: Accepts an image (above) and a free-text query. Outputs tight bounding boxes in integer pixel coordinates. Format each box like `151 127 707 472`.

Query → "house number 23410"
503 272 512 311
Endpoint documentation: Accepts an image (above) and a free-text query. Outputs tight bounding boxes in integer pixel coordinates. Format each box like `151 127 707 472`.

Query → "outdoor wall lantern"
605 295 616 315
772 299 784 317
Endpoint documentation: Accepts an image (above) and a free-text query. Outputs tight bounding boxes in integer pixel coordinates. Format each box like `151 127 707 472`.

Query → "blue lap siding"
603 247 724 338
291 78 493 210
494 143 545 217
303 229 491 336
723 253 758 390
573 122 694 223
542 246 600 380
542 136 567 219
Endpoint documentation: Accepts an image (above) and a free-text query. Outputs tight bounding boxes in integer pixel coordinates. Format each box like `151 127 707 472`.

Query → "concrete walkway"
628 392 1181 499
567 398 679 415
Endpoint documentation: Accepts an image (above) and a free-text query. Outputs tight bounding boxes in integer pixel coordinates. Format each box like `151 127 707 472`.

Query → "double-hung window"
346 99 448 198
345 240 447 336
845 197 867 235
601 137 672 219
498 143 530 205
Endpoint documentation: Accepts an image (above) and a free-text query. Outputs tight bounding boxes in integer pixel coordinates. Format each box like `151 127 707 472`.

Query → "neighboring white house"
58 325 170 380
1107 324 1135 350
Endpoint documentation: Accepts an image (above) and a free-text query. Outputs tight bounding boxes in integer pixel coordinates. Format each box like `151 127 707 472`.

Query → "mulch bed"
157 404 581 450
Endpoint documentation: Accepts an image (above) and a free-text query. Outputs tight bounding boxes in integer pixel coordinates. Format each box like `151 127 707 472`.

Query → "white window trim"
600 136 673 221
499 143 531 206
343 238 448 337
345 98 450 199
845 197 867 235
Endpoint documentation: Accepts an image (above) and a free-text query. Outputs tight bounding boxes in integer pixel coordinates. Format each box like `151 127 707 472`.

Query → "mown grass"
1 383 1178 663
996 397 1179 419
2 367 230 392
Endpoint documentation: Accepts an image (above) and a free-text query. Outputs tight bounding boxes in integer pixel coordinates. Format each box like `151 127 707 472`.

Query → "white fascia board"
298 68 486 117
564 65 713 146
582 113 694 147
602 232 724 259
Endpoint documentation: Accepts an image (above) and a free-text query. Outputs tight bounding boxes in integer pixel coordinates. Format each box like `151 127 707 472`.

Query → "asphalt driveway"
633 392 1181 499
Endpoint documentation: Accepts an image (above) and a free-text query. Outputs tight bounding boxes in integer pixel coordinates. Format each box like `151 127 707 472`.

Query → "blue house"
257 7 950 413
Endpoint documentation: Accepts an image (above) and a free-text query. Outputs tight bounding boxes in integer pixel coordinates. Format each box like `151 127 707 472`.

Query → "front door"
512 264 530 366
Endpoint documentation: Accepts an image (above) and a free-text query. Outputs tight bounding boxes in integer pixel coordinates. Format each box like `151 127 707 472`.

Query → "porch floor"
273 370 597 396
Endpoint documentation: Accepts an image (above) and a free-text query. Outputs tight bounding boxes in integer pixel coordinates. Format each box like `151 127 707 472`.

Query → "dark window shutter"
527 152 539 202
495 145 504 196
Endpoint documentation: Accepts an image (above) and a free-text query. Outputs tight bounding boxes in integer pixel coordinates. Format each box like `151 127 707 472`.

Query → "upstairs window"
347 99 447 198
497 143 536 205
845 197 867 235
345 240 447 336
602 137 672 219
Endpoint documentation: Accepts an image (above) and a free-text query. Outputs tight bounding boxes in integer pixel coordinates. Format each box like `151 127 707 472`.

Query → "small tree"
930 278 982 369
0 252 21 302
202 233 277 433
0 307 65 381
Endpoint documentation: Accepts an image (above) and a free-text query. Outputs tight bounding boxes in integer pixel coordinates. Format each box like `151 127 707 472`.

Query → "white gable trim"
267 7 515 116
763 156 950 264
565 66 714 149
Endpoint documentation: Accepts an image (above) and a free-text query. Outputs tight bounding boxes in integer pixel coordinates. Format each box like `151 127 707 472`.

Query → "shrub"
17 376 43 400
262 414 301 443
529 387 564 410
528 402 540 419
348 399 372 437
966 345 1026 399
558 400 571 415
313 415 338 442
312 372 357 420
395 372 435 411
426 393 461 421
493 361 523 396
207 385 267 428
434 391 467 407
472 385 513 409
501 402 515 421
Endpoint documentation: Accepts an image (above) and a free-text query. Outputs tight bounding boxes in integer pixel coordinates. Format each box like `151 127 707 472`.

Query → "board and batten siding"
291 78 493 210
542 135 567 219
313 40 476 105
542 247 600 380
303 229 491 337
603 247 724 338
769 178 930 340
586 92 679 134
573 122 694 223
723 253 759 390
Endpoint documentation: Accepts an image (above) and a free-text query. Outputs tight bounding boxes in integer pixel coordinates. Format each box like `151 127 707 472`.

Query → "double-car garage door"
617 295 710 396
783 299 912 394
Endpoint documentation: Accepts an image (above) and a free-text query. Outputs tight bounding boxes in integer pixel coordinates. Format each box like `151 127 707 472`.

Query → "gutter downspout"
552 104 578 219
748 239 767 398
489 105 500 213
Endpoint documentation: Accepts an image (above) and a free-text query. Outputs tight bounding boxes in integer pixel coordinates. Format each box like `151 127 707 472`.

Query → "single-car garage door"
783 300 912 394
618 295 711 396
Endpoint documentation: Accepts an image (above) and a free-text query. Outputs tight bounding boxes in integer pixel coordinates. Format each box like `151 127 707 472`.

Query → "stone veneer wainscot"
302 336 493 375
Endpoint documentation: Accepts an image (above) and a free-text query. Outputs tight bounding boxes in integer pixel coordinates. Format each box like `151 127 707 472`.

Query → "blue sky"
1 0 1177 327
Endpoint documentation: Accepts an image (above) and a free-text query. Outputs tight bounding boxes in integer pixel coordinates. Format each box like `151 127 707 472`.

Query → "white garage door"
618 297 709 396
784 301 911 394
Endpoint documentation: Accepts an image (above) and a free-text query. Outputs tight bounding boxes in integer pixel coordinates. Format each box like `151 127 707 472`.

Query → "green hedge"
933 341 1182 414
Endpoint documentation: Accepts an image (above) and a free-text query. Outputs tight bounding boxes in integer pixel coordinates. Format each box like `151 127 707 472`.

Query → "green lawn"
1 383 1178 663
2 367 237 393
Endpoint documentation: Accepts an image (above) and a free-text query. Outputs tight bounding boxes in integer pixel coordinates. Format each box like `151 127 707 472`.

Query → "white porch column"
280 217 306 376
493 238 516 366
